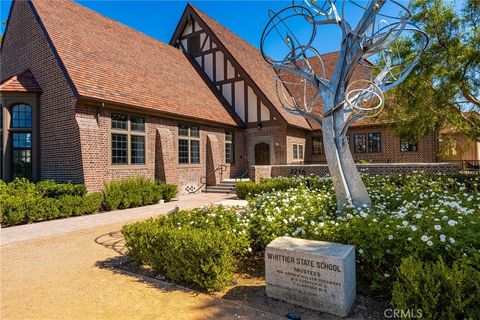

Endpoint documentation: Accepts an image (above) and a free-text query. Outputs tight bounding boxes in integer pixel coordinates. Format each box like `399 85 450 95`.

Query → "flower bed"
0 177 177 227
122 173 479 317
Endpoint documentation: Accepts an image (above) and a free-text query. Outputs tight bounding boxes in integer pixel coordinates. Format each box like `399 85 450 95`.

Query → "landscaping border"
249 163 460 183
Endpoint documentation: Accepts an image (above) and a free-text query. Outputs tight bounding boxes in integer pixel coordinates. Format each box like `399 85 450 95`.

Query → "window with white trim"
293 143 304 160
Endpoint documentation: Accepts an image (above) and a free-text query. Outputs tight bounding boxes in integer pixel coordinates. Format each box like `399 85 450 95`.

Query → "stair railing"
234 169 250 183
189 164 227 194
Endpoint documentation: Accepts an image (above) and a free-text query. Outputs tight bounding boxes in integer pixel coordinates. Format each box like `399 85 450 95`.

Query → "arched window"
12 104 32 128
11 104 33 179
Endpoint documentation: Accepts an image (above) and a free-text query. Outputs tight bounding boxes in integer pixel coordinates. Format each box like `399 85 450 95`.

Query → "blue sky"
0 0 411 54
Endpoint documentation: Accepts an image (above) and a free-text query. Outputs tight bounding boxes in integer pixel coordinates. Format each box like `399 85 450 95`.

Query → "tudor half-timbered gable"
171 5 283 128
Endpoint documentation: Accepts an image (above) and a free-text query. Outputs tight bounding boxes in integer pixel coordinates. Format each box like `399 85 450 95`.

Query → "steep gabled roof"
0 69 42 93
280 51 377 130
188 5 311 130
28 0 240 127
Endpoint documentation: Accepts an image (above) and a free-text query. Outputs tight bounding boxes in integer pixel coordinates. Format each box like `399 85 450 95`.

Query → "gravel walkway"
1 221 279 320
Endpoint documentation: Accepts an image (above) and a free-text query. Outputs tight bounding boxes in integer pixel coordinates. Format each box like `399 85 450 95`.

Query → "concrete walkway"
1 193 237 245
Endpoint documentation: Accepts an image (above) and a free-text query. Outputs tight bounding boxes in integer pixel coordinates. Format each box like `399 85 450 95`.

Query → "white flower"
407 237 412 241
248 247 252 253
358 249 364 255
402 221 409 226
415 213 422 219
439 234 446 242
448 220 457 226
388 235 394 240
449 237 455 244
434 225 442 231
427 240 433 246
411 225 417 231
384 273 390 278
421 235 429 242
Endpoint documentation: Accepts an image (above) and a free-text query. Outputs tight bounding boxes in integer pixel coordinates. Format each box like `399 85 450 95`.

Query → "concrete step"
221 178 250 183
205 186 235 191
201 187 235 194
217 182 237 187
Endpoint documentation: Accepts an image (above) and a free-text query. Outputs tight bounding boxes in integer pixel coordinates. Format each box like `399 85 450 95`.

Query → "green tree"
385 0 480 143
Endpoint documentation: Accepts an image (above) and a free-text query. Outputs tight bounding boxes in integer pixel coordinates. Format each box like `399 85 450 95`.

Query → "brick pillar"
156 128 178 185
206 134 222 186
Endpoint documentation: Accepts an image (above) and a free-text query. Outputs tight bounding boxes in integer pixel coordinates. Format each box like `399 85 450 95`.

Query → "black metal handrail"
234 169 250 183
189 164 227 194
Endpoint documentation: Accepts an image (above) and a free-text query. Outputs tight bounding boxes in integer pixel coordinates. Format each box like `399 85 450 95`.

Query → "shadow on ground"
95 231 389 320
94 231 126 254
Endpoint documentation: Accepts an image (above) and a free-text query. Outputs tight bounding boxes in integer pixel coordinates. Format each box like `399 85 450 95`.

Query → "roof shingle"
29 0 239 127
0 69 42 93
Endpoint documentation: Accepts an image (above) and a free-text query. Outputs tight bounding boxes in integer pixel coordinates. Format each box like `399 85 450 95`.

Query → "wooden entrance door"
255 143 270 165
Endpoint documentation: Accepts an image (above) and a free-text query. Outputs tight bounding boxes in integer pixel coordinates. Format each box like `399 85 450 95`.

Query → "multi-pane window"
293 144 304 160
354 134 367 153
368 133 381 153
225 132 234 164
400 139 418 152
112 133 128 164
111 113 145 165
12 133 32 179
312 137 323 155
178 124 200 164
12 104 32 128
10 104 33 179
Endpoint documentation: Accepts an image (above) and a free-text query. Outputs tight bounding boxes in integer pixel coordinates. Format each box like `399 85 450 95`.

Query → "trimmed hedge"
122 212 239 292
236 176 330 199
1 191 104 226
393 257 480 319
0 177 177 227
103 177 177 211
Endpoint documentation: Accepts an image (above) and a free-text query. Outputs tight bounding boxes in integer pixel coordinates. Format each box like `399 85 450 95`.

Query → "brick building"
1 1 478 193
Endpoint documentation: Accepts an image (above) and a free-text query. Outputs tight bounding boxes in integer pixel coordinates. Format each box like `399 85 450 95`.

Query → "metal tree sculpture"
261 0 428 211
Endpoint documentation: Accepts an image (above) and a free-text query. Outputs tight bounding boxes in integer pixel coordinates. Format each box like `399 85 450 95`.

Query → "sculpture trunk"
321 95 371 211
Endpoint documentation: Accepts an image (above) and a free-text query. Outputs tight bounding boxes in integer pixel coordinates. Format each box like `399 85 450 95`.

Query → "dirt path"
0 222 279 320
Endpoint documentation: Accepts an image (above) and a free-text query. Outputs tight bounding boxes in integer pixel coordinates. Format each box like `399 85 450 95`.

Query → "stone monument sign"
265 237 355 317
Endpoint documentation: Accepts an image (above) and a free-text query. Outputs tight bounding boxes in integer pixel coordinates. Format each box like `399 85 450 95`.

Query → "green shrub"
236 176 331 199
81 192 104 214
123 217 237 292
159 183 177 201
36 180 86 198
103 180 123 211
104 177 177 210
392 257 480 320
7 177 37 196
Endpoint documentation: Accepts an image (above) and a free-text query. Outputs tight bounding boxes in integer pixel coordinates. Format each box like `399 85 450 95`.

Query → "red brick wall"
245 125 288 165
75 103 247 193
306 125 439 164
286 127 307 164
1 0 82 182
